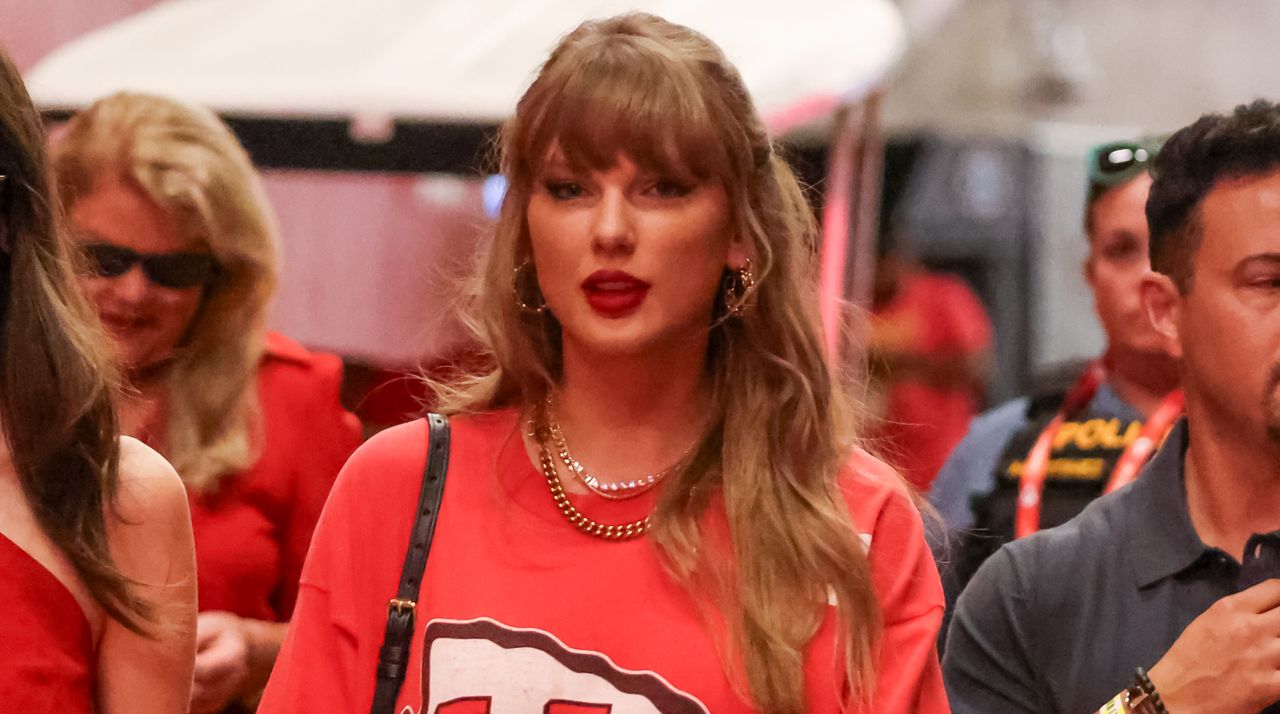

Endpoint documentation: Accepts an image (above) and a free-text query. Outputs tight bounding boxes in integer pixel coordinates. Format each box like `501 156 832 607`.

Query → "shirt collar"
1125 420 1211 589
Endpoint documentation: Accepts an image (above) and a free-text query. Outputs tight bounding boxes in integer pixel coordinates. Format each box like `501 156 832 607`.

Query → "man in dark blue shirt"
944 100 1280 714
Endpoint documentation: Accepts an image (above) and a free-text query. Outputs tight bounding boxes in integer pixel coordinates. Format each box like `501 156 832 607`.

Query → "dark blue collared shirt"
943 420 1280 714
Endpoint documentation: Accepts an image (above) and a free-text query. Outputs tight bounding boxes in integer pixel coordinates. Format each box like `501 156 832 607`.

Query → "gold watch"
1097 687 1160 714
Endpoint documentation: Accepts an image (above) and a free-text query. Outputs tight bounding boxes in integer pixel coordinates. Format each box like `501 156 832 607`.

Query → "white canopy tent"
26 0 904 369
29 0 904 137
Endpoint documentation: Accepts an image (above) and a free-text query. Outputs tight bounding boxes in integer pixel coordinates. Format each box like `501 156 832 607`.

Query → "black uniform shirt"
943 420 1280 714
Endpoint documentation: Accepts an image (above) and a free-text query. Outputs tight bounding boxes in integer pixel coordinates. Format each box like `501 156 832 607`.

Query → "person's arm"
96 437 198 714
865 484 950 713
942 546 1046 714
1089 579 1280 714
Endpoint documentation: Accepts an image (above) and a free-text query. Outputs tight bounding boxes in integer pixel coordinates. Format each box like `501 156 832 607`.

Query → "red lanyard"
1014 361 1184 539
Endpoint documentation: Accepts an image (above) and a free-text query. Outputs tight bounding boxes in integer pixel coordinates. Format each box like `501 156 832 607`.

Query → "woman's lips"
582 271 650 318
100 313 150 334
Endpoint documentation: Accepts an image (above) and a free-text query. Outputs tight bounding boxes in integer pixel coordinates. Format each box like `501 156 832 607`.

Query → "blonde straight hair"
54 93 280 492
434 14 881 711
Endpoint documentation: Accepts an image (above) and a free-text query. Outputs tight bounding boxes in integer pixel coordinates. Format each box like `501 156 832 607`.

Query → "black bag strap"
370 413 450 714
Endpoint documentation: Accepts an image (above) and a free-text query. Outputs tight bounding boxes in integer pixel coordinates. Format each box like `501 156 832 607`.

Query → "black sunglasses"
1086 139 1163 188
82 243 222 290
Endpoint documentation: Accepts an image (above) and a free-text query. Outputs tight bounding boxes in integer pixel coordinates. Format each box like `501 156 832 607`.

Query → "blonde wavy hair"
435 14 880 711
53 92 280 493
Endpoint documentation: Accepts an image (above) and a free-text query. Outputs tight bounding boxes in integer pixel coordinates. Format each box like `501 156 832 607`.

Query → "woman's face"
526 146 744 359
70 173 208 372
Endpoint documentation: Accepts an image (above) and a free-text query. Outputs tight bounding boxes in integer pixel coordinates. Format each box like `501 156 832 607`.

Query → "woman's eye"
545 181 585 200
649 179 691 198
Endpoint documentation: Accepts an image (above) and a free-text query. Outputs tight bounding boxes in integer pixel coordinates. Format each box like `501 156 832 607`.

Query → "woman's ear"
1140 270 1184 360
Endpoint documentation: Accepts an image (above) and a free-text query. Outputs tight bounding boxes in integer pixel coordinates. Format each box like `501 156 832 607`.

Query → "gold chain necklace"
531 410 652 541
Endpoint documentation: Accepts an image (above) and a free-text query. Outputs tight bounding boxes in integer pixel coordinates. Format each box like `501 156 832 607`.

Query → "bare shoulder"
105 436 196 614
108 437 191 541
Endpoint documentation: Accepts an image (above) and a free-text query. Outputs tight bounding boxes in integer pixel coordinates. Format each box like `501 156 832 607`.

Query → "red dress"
181 332 363 622
0 532 94 712
260 410 947 713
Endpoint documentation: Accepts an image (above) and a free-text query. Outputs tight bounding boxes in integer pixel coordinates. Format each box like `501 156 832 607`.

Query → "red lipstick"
581 270 650 317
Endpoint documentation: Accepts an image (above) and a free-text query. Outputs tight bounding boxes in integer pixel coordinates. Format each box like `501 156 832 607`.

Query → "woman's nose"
106 265 151 304
590 190 635 254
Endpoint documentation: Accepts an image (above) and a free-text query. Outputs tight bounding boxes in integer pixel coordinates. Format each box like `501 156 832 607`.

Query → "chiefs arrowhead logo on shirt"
421 618 710 713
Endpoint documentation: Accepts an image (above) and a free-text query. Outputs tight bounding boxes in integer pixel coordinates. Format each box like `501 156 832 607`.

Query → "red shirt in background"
184 332 362 622
260 409 947 713
871 270 992 492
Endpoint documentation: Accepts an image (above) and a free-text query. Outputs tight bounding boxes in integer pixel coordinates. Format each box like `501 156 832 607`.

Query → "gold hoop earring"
513 261 546 314
723 258 756 318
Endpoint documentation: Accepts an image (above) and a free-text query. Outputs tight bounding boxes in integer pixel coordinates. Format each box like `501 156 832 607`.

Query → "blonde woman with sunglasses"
53 93 363 713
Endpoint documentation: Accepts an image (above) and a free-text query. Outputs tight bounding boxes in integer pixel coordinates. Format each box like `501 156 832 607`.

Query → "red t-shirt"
185 332 363 621
260 410 946 713
872 271 992 491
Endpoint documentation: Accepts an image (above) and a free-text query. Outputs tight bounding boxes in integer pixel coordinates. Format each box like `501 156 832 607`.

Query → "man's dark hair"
1147 99 1280 290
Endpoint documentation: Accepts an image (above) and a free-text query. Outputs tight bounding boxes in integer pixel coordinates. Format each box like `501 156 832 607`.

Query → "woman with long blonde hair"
262 13 946 713
52 92 362 713
0 45 196 712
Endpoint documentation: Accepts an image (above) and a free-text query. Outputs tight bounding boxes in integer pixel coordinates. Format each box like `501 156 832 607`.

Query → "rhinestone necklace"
543 406 676 500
